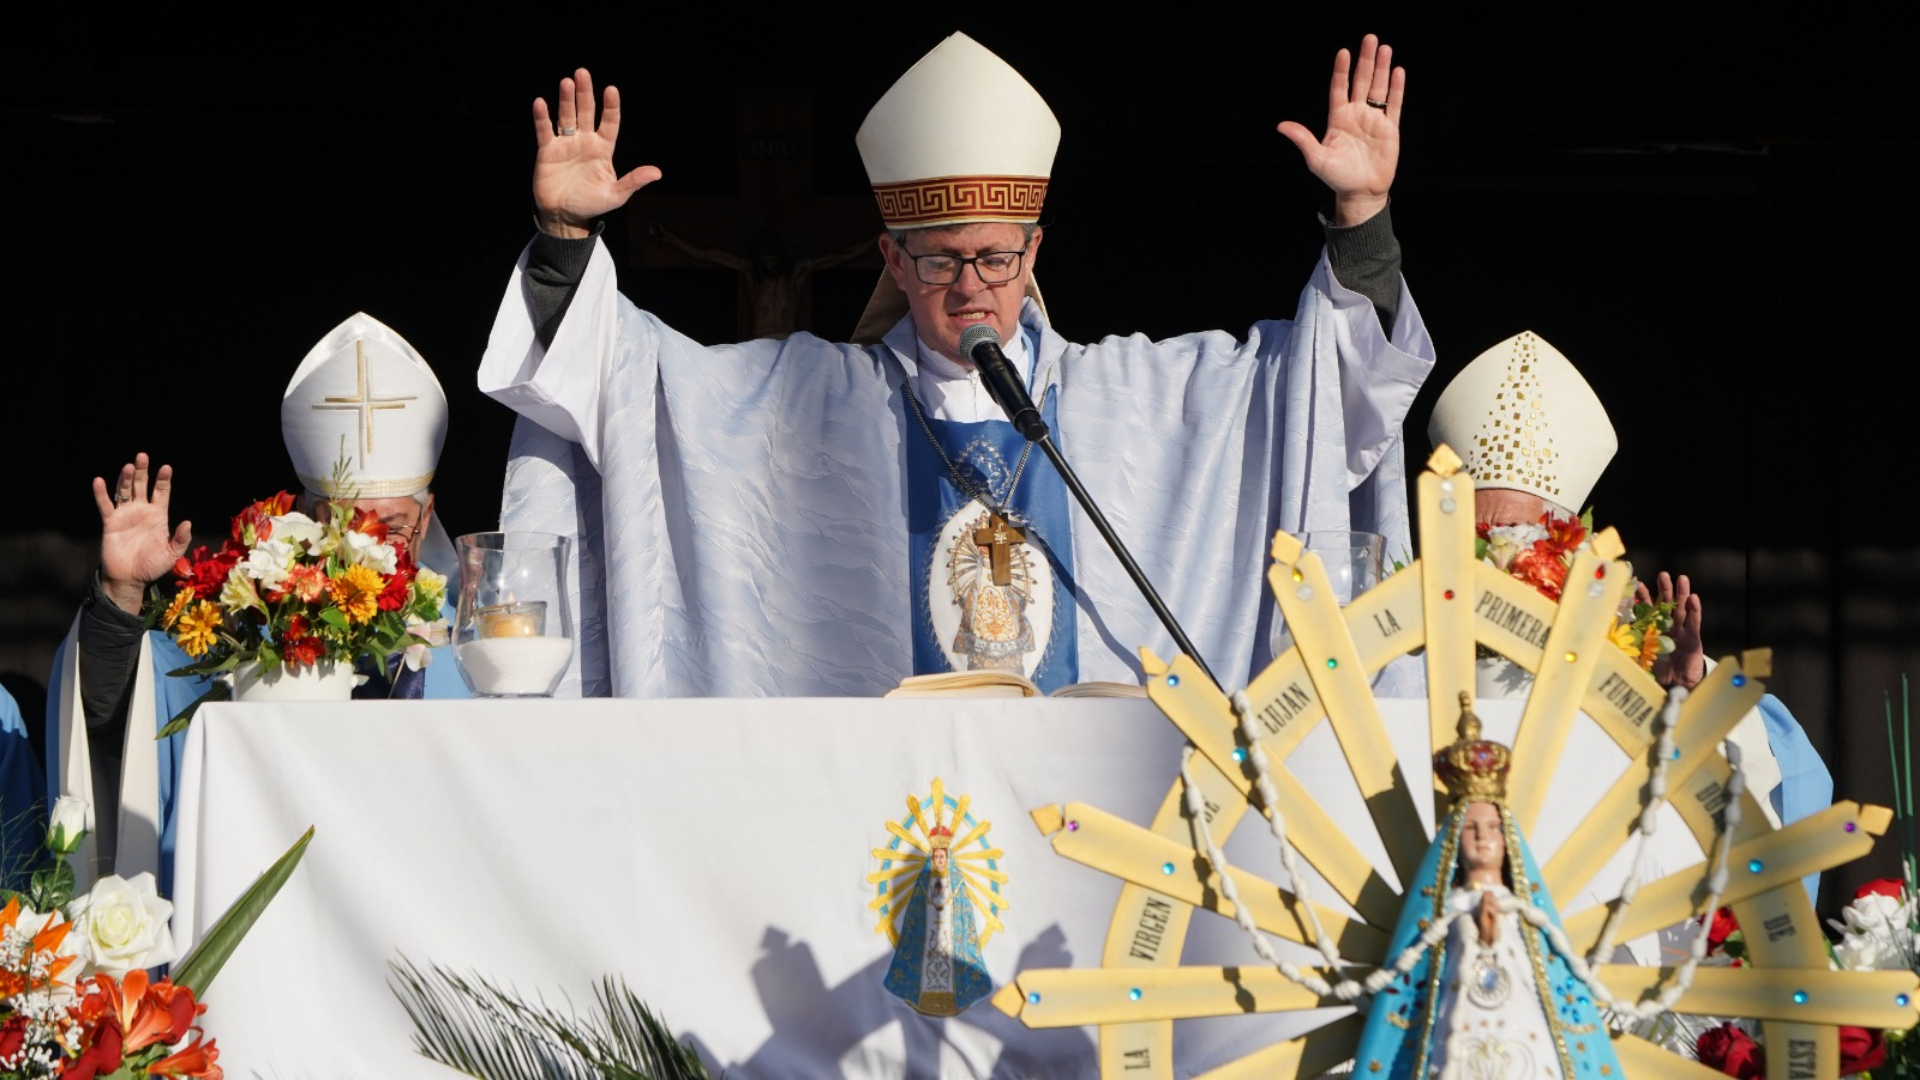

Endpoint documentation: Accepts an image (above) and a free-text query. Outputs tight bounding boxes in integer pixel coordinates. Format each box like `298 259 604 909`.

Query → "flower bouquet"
1477 508 1676 671
1 798 311 1078
145 486 448 732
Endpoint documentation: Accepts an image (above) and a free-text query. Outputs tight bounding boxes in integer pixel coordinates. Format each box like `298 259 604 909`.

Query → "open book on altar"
885 672 1148 699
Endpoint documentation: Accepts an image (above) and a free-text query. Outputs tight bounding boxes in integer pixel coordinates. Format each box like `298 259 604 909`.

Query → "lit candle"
476 601 546 639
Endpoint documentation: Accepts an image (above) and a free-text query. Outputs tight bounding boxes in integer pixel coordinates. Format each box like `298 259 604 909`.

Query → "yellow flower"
175 601 224 658
160 589 193 630
329 564 385 624
1608 621 1641 664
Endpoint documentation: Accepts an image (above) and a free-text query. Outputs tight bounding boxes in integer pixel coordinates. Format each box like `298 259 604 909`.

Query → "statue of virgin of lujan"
1354 694 1624 1079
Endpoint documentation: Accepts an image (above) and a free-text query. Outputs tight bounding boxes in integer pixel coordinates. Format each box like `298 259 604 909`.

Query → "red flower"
377 551 416 613
147 1028 222 1079
1840 1026 1888 1073
1510 544 1570 600
281 635 324 669
1538 510 1588 554
1696 1022 1763 1078
0 1016 25 1059
1704 907 1739 953
349 506 389 541
173 543 244 601
284 614 309 640
1856 877 1906 902
60 1014 124 1079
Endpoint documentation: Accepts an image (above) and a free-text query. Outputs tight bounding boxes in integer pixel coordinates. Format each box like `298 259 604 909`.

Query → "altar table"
171 696 1646 1078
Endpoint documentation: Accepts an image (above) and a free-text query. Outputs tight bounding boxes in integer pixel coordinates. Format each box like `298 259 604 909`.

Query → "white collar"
912 327 1031 383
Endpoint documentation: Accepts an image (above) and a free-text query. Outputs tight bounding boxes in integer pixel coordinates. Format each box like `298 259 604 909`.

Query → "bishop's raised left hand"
1278 34 1405 227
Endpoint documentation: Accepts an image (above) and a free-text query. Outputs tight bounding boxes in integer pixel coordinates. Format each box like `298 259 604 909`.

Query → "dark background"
4 14 1916 906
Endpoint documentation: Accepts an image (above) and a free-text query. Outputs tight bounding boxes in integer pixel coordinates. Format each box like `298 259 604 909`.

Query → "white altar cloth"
171 696 1670 1078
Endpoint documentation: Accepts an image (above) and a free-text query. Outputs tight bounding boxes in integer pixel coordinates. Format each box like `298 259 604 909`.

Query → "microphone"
954 324 1220 692
958 324 1049 442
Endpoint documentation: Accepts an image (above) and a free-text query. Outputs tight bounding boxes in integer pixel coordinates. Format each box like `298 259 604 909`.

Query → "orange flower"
1538 510 1588 554
160 588 193 630
1637 627 1663 670
284 564 328 604
1509 545 1569 601
87 969 203 1055
0 900 76 997
175 600 223 657
147 1028 222 1078
328 565 385 624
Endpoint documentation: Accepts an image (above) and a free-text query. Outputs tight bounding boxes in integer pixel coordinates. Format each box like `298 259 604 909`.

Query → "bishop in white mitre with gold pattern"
482 33 1435 697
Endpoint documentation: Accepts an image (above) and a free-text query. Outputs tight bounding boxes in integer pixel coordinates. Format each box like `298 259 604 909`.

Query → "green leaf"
318 606 349 630
166 650 242 678
172 825 315 998
157 681 232 739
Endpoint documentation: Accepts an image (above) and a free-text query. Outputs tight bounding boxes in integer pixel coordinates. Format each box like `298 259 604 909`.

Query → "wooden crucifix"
973 514 1026 587
634 86 880 339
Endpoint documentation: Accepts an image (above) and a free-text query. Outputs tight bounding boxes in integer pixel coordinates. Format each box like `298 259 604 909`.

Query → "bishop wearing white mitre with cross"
481 33 1435 697
45 313 467 900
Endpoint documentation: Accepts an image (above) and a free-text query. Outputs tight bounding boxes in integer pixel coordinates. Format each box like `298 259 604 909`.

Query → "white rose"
343 530 399 574
1836 930 1895 971
1841 892 1912 938
67 872 177 974
48 795 90 855
242 537 298 590
269 511 327 553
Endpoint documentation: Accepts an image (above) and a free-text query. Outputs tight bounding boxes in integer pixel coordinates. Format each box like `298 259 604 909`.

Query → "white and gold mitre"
281 312 446 499
1426 330 1616 511
855 33 1059 230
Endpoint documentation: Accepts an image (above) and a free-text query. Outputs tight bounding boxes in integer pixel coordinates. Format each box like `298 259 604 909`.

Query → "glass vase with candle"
453 532 574 697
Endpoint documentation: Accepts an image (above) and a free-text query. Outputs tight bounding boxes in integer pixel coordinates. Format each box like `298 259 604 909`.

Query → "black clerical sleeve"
524 222 605 349
1323 202 1402 336
75 575 142 861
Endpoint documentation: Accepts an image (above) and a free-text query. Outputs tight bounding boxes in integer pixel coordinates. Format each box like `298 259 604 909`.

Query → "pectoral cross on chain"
972 513 1026 587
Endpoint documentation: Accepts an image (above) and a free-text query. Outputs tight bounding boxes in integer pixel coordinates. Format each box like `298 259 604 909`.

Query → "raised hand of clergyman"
1277 34 1404 226
531 68 664 239
1638 571 1706 689
92 452 192 615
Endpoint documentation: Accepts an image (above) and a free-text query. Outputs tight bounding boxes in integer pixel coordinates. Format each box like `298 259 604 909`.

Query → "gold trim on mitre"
873 174 1050 230
1433 691 1511 805
297 470 436 499
856 33 1059 230
1426 331 1616 512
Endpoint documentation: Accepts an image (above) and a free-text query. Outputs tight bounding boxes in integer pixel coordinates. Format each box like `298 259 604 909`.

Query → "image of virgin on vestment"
881 865 993 1017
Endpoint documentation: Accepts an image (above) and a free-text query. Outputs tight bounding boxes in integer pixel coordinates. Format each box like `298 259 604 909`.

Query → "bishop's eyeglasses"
903 248 1028 285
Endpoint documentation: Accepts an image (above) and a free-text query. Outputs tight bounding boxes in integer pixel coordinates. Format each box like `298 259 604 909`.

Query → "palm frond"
389 957 712 1080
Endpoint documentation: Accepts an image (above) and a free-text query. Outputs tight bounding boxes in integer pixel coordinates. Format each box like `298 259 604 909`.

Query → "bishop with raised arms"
481 33 1435 697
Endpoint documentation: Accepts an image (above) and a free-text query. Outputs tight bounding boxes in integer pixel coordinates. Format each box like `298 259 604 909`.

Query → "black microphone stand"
959 324 1221 693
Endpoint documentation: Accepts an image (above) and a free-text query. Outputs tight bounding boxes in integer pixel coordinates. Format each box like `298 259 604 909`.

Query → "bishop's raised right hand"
93 452 192 616
532 68 663 239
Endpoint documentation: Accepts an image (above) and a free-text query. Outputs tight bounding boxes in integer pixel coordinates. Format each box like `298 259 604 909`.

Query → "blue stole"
897 336 1080 694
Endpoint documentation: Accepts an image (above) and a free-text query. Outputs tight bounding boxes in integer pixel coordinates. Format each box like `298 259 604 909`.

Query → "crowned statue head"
853 32 1057 356
928 823 953 876
1427 331 1615 528
1434 692 1516 889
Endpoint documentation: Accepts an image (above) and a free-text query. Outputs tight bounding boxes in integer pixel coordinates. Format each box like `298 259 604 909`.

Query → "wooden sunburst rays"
994 446 1918 1080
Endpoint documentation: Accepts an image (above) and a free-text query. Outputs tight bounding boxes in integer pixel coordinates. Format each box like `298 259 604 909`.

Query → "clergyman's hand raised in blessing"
93 452 192 615
532 68 664 239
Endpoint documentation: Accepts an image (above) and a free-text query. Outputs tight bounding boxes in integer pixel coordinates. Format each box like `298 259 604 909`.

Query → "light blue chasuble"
896 336 1079 693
